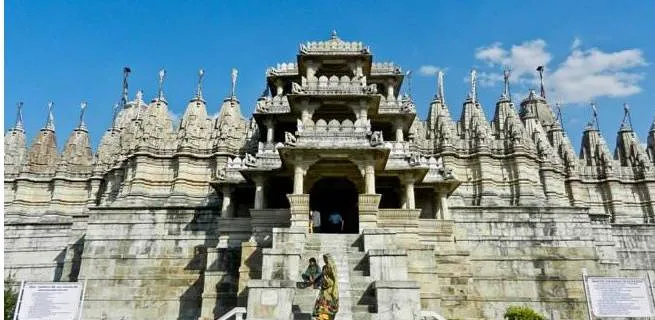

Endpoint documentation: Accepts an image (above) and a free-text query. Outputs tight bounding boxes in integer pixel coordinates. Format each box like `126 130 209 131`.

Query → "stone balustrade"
371 62 402 75
379 95 416 113
287 118 381 148
266 62 298 76
291 75 378 95
299 39 369 54
255 95 291 113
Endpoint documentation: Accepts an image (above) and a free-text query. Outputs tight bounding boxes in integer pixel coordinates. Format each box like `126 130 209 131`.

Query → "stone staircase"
292 233 375 320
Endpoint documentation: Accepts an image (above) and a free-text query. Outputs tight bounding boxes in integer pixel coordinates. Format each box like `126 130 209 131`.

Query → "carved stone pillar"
253 175 266 210
435 186 452 220
393 119 404 142
359 194 381 233
263 119 274 144
402 175 415 209
293 165 304 194
365 164 376 194
221 185 234 217
275 79 284 96
287 194 310 230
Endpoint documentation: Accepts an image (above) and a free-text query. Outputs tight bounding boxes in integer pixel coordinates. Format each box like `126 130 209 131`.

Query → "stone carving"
244 153 257 167
408 152 422 167
292 82 304 94
370 131 384 146
284 131 297 146
217 168 227 180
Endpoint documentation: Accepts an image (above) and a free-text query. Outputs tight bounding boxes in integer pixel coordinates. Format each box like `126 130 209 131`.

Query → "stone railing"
266 62 298 76
291 75 378 95
378 95 415 113
299 39 369 55
255 95 291 113
383 141 418 155
287 118 383 148
371 62 402 75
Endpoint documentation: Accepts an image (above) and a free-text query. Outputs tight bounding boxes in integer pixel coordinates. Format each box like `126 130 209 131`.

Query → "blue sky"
6 1 655 151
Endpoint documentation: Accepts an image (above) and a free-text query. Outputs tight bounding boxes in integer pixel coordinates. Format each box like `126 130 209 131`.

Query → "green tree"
4 274 19 320
504 305 546 320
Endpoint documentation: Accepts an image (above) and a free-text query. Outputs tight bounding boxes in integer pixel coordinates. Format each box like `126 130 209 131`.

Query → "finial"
621 102 633 129
45 101 55 131
589 102 600 131
231 68 238 98
136 89 144 102
15 101 24 131
437 70 445 104
158 68 166 101
470 69 477 104
78 101 88 130
503 66 511 100
196 68 205 100
536 66 546 99
122 67 131 106
331 30 338 39
135 90 144 120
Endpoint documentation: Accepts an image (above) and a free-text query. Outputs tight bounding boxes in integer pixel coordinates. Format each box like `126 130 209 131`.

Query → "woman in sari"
313 254 339 320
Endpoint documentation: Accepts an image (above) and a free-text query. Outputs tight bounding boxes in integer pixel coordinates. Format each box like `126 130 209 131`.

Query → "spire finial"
122 67 131 106
405 70 413 98
470 69 478 104
196 68 205 100
589 101 600 131
437 70 445 104
135 90 144 120
158 68 166 101
331 30 338 39
78 101 88 130
231 68 238 98
621 102 633 129
45 101 55 131
15 101 24 131
503 66 511 100
536 65 546 99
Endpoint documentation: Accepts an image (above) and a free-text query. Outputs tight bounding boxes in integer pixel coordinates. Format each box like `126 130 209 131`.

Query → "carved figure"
244 154 257 167
292 82 304 94
285 131 297 146
370 131 384 146
217 168 227 180
409 153 422 166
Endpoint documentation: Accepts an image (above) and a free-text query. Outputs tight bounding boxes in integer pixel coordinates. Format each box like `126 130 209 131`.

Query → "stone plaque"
586 276 655 318
17 282 84 320
261 290 278 305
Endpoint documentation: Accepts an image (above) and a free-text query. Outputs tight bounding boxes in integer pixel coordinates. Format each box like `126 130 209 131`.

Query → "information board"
16 282 84 320
586 276 655 318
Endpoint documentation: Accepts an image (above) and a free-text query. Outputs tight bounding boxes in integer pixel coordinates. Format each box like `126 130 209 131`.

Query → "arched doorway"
309 177 359 234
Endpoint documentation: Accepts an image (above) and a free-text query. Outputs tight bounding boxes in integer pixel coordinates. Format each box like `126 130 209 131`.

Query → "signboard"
15 282 85 320
585 276 655 318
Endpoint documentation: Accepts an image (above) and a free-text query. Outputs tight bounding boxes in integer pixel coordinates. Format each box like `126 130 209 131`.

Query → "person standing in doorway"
327 211 344 233
310 210 321 233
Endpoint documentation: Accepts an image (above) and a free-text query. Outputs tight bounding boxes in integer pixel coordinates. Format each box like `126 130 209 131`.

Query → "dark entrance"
309 177 359 234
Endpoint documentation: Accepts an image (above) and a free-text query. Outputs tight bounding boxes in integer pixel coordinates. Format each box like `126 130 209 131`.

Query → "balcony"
283 118 388 148
266 62 298 77
378 95 416 114
255 95 291 114
290 75 378 96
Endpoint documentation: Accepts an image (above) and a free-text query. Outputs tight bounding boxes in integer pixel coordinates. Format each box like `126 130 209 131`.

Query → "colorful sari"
312 254 339 319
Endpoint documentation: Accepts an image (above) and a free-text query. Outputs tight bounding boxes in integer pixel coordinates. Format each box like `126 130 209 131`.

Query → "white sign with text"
586 276 655 318
17 282 84 320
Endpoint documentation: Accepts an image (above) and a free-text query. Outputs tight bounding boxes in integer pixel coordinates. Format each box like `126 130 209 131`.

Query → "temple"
4 32 655 320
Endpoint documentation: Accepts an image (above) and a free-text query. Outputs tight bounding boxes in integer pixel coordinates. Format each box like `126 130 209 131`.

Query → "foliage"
504 305 546 320
4 274 19 320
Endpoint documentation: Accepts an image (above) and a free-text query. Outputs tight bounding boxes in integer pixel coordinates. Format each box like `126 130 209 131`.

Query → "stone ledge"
368 249 407 256
247 279 296 288
373 280 420 289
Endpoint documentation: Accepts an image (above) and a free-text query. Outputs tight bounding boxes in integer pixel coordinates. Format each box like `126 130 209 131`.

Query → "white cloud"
474 39 648 103
419 65 442 76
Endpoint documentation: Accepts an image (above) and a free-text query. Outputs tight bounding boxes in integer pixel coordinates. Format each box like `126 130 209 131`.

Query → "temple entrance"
309 177 359 234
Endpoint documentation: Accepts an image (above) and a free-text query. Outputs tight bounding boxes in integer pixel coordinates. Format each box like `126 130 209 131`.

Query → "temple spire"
122 67 131 106
437 70 445 104
111 103 120 129
195 69 205 101
536 66 546 99
78 101 88 130
15 101 24 131
230 68 238 98
620 103 633 129
158 68 167 101
45 101 55 131
503 67 511 100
